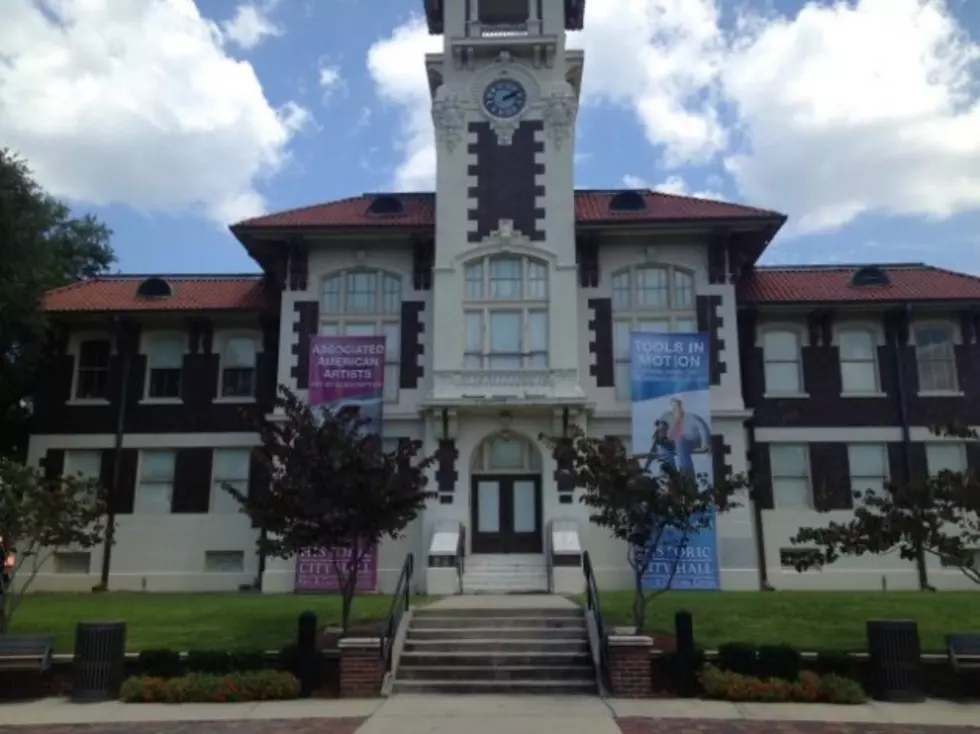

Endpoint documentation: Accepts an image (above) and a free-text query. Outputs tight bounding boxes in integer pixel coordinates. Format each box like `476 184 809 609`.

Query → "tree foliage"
541 426 746 633
791 424 980 586
225 387 436 631
0 149 115 457
0 457 107 632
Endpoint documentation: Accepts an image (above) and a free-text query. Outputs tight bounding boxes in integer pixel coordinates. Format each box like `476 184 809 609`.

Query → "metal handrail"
582 551 609 690
381 553 413 671
455 524 466 594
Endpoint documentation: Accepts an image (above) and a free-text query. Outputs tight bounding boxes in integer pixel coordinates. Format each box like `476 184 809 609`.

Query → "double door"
471 474 542 554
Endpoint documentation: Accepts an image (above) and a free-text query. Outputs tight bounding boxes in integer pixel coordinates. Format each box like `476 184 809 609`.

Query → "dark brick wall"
291 301 319 390
588 298 614 387
741 308 980 428
33 314 279 436
696 295 725 386
436 439 458 502
467 120 545 243
399 301 425 389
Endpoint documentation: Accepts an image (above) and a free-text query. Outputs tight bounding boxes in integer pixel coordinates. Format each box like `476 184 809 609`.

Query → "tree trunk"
341 589 354 634
632 569 647 634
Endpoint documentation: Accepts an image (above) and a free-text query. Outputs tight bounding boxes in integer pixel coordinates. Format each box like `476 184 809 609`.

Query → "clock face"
482 78 527 119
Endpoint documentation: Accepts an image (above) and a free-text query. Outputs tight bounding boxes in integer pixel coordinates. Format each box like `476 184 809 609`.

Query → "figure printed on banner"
630 331 721 592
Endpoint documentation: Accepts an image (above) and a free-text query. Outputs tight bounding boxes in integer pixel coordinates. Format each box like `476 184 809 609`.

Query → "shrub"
120 670 300 704
813 652 861 682
757 644 802 682
699 664 867 704
137 650 184 679
185 651 233 675
717 643 757 676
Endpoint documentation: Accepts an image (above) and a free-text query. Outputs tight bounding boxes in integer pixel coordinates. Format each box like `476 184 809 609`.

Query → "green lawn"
11 593 421 653
589 591 980 653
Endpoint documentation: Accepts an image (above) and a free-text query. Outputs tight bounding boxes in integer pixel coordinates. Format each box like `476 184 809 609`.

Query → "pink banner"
295 334 386 593
295 546 378 592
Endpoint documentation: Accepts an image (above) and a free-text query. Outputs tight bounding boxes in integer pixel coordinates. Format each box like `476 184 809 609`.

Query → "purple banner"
295 334 385 592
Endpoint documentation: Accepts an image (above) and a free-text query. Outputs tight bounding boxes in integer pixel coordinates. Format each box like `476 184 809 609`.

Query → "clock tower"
424 0 587 402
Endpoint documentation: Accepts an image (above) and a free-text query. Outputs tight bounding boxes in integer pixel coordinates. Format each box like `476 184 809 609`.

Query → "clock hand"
502 90 520 102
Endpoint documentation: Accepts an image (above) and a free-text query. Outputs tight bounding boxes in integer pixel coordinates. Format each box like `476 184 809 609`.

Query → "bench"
946 633 980 675
0 635 55 672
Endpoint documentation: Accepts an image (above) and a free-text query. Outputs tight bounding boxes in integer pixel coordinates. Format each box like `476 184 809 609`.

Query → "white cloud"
0 0 307 225
318 61 344 102
367 0 980 235
222 1 282 50
366 16 441 190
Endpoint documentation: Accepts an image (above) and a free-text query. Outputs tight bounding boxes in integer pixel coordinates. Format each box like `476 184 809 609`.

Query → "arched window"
471 433 542 473
611 264 696 399
463 255 548 370
320 268 402 402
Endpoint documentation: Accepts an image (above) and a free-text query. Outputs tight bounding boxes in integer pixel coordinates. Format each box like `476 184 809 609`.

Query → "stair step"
412 607 583 619
392 678 597 695
397 665 594 682
411 616 586 630
399 651 592 667
408 627 586 640
403 639 589 653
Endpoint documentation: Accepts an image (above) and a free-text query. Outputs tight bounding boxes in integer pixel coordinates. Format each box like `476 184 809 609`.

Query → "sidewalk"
1 695 979 731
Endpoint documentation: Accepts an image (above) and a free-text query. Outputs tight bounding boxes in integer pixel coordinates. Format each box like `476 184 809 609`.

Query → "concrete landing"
426 594 578 610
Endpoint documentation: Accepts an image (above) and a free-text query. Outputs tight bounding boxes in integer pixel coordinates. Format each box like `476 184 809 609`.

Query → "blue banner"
630 332 720 591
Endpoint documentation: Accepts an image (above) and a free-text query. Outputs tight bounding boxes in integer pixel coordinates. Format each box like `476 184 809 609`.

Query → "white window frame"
611 264 697 400
836 326 881 395
135 450 176 515
211 448 251 515
912 321 960 394
471 433 542 474
925 442 967 476
769 443 812 509
847 443 889 504
215 331 261 403
463 255 549 371
142 331 187 402
69 332 115 404
759 325 805 397
320 268 402 403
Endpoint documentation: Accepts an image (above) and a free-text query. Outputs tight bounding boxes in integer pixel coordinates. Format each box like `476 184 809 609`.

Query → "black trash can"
866 619 924 702
72 620 127 702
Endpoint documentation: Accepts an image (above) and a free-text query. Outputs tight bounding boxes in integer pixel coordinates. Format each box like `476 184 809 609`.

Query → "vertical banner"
294 335 385 592
630 332 720 591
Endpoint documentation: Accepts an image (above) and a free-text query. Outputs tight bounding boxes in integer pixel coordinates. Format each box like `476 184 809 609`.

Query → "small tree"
226 387 436 632
0 457 106 632
790 424 980 587
541 426 746 634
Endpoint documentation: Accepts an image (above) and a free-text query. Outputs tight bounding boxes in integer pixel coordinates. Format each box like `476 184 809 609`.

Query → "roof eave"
739 298 980 309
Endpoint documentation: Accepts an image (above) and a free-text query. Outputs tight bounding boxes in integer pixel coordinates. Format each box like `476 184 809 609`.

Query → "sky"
1 0 979 276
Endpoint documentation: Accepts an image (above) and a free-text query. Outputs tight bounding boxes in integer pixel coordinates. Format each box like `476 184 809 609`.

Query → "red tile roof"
43 276 271 313
740 264 980 303
232 190 784 230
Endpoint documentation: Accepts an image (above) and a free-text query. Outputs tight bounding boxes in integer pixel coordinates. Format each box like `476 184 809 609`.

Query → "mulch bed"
0 720 366 734
618 719 980 734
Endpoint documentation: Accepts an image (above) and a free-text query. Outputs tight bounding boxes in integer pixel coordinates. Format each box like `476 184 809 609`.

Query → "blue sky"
2 0 979 275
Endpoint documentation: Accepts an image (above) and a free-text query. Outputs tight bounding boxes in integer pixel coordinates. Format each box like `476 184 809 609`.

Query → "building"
27 0 980 595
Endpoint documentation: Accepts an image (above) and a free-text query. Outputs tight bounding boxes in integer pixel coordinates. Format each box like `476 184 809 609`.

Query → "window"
220 336 258 398
612 265 696 399
914 325 958 392
471 434 542 473
54 552 91 575
769 444 810 508
145 335 184 399
65 450 101 481
779 548 815 570
762 329 803 394
211 449 251 515
75 339 111 400
848 444 888 502
321 269 401 402
463 256 548 370
926 443 966 475
838 329 879 393
136 450 175 514
204 550 245 573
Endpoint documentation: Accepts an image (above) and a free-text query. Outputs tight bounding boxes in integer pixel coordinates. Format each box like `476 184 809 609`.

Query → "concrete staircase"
392 604 596 694
462 554 548 594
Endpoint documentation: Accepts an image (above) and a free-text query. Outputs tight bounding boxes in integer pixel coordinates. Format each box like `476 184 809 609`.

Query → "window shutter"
750 442 774 510
809 443 852 510
399 301 425 389
588 298 614 387
113 449 139 515
43 449 65 479
172 448 213 514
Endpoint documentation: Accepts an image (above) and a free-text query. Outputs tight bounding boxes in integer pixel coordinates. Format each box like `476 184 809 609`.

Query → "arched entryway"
470 433 543 554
